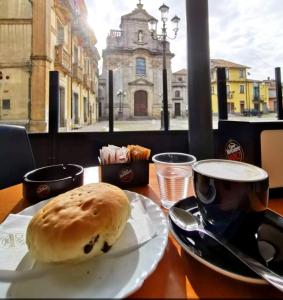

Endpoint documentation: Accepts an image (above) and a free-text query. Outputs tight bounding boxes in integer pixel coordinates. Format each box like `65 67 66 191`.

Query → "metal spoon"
169 206 283 292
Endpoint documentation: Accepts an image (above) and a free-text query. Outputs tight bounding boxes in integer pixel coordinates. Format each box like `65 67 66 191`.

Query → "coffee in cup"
193 159 269 239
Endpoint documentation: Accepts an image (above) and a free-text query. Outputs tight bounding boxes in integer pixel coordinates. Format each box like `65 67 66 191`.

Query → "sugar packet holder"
98 157 149 188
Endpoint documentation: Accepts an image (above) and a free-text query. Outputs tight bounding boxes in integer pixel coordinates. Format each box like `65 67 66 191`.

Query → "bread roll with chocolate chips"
26 183 130 263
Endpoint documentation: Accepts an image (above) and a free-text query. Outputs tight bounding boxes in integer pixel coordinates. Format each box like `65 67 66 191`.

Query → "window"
226 85 230 94
2 99 10 110
225 69 229 80
84 58 89 74
254 86 260 100
211 86 214 94
84 97 89 123
136 58 146 76
74 46 78 64
59 87 65 128
239 69 245 78
57 21 64 45
175 90 181 98
1 0 188 133
209 0 278 124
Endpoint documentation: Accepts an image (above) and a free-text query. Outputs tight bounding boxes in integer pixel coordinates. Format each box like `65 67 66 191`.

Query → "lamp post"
117 89 126 120
148 4 180 131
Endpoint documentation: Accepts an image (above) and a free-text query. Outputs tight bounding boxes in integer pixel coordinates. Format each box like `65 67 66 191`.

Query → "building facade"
0 0 100 132
210 59 269 115
263 78 277 113
99 2 175 120
171 69 187 118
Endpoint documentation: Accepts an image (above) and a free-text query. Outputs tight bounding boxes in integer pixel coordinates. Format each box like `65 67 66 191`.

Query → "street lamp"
117 89 126 119
148 4 180 131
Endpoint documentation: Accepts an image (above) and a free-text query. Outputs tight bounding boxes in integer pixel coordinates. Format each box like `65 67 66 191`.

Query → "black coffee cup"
193 159 269 239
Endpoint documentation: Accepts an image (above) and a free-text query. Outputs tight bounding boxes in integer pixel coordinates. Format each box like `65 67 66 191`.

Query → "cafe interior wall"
28 130 217 168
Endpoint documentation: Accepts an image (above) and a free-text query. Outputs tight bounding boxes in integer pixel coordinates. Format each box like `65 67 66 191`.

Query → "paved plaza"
72 113 278 132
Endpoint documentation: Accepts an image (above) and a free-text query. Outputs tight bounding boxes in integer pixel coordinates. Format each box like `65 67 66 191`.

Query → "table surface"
1 164 283 299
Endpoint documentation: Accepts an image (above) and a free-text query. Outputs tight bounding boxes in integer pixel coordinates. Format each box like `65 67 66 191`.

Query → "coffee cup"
192 159 269 240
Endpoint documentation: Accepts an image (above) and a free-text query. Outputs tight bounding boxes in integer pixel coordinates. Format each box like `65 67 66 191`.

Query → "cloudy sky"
86 0 283 80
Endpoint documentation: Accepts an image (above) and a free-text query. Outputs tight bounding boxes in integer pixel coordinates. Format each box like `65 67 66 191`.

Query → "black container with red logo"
23 164 84 203
217 120 283 197
99 160 149 188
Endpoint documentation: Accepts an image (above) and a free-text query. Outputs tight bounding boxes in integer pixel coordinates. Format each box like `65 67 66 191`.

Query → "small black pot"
193 159 269 240
23 164 84 203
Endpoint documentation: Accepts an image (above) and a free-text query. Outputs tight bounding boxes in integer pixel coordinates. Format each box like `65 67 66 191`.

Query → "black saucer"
169 197 283 284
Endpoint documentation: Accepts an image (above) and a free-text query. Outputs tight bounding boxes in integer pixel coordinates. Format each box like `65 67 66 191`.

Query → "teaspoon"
169 206 283 293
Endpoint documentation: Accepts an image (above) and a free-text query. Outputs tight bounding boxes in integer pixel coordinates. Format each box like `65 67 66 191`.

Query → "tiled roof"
173 68 187 75
210 59 250 69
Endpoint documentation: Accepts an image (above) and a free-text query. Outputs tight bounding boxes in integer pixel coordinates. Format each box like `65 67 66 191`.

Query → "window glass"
0 0 186 132
175 90 180 98
209 0 282 127
2 99 11 110
86 0 186 131
57 21 64 45
136 58 146 76
225 68 229 79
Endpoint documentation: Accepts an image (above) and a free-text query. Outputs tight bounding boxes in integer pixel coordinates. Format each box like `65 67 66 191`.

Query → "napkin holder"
98 159 149 188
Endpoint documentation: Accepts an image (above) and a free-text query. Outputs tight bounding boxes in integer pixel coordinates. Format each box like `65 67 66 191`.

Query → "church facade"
99 2 176 120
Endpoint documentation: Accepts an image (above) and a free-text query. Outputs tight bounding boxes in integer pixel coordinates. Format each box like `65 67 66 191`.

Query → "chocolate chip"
93 234 99 244
101 242 112 253
84 244 93 254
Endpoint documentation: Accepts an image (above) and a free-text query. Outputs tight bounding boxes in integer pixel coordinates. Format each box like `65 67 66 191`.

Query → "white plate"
1 191 168 298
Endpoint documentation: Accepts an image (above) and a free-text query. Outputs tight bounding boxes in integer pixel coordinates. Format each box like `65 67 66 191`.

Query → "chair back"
0 124 35 189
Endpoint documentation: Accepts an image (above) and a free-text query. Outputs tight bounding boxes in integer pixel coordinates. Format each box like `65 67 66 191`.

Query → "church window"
136 58 146 76
175 90 181 98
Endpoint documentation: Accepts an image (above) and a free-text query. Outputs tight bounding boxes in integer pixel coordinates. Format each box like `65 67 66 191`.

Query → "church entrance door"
134 90 148 116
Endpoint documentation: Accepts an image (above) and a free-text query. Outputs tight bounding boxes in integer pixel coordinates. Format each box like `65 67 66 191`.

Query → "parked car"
243 109 250 116
251 109 262 116
242 109 262 117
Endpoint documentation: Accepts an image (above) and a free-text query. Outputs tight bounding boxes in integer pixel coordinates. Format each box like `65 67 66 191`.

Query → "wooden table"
1 165 283 298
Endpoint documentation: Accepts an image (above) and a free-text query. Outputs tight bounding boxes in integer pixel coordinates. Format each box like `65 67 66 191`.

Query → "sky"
85 0 283 80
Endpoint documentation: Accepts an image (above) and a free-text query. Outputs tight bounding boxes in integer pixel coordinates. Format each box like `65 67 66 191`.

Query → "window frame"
57 20 65 46
225 68 229 80
175 90 181 98
2 99 11 110
136 57 146 76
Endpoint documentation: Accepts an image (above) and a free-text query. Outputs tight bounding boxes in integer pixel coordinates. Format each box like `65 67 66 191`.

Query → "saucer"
169 197 283 284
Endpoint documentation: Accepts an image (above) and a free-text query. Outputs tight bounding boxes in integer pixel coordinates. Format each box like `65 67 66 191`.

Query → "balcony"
109 30 122 38
72 63 83 82
54 45 71 74
253 96 265 103
83 74 91 89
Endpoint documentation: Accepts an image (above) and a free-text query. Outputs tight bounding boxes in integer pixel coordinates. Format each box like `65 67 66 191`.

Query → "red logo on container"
119 168 135 183
36 184 50 198
225 139 244 162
